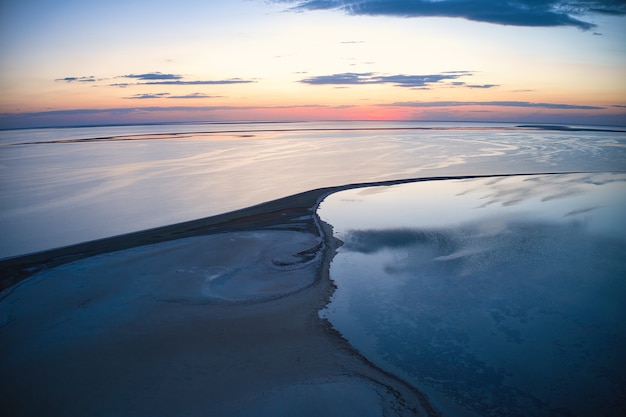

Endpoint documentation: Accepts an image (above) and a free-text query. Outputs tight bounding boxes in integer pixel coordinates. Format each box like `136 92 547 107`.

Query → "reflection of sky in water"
1 122 625 258
318 173 626 417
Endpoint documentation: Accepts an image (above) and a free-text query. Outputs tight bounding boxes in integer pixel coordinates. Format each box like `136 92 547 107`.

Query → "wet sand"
0 180 447 416
0 172 592 416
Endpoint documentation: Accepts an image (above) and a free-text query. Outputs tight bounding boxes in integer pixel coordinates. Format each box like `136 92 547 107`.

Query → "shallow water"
1 121 625 258
318 173 626 417
2 121 626 416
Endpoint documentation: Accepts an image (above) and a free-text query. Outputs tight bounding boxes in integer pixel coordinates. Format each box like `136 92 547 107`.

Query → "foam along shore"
0 181 442 417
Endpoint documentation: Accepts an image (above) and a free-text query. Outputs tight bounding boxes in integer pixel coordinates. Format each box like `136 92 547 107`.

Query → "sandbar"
0 183 442 416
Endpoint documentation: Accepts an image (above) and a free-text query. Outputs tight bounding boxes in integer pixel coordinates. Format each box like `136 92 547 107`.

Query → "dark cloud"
277 1 626 30
299 72 375 85
299 71 472 87
122 72 183 80
377 74 463 87
55 76 96 83
613 104 626 108
387 100 605 110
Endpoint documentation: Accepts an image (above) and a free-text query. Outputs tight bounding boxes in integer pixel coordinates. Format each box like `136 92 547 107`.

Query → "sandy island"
0 180 452 417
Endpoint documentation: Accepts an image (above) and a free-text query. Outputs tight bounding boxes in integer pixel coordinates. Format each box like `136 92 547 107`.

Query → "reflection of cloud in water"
327 224 626 416
343 228 454 254
468 173 625 208
434 247 489 261
320 173 626 417
342 220 592 279
3 123 625 258
564 205 602 217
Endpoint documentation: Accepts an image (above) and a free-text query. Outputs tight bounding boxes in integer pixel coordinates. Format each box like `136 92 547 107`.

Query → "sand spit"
0 180 447 416
0 172 597 416
0 185 331 293
0 172 587 292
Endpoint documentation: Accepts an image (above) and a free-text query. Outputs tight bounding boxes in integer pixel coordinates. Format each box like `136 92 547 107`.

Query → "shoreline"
0 177 447 416
0 171 613 416
0 171 595 293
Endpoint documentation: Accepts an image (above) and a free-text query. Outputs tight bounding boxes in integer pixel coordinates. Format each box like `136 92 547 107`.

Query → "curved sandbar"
0 171 592 290
0 171 604 416
0 176 457 416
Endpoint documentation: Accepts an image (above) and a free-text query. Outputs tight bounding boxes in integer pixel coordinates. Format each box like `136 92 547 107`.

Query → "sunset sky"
1 0 625 128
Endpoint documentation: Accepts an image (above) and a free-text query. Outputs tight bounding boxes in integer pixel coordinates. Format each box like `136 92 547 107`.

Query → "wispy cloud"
124 93 171 99
140 79 254 86
55 76 96 83
55 72 256 88
124 92 222 99
168 93 222 99
1 104 351 119
299 72 373 85
277 1 626 30
386 100 605 110
122 72 183 81
299 71 473 88
110 78 255 87
613 104 626 108
466 84 499 89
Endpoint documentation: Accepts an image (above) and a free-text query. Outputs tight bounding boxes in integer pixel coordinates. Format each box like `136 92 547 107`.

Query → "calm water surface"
318 173 626 417
2 122 626 416
1 121 625 257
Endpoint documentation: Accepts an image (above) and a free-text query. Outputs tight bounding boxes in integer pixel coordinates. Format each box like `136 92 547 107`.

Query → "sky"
0 0 625 128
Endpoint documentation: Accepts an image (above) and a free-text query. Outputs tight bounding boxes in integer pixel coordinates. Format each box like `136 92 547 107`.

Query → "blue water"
318 174 626 417
1 121 625 258
1 121 626 416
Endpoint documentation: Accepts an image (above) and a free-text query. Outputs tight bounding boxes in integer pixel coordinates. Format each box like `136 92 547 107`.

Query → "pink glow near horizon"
1 1 625 128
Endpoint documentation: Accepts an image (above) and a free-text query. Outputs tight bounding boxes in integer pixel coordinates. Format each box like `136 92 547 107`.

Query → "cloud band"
278 1 626 30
